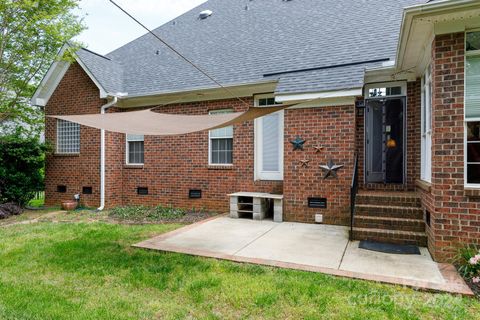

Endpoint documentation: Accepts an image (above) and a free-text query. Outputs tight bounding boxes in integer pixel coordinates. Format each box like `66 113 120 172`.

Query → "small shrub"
0 202 23 219
109 206 150 220
108 205 186 221
0 133 49 206
148 205 185 220
455 244 480 284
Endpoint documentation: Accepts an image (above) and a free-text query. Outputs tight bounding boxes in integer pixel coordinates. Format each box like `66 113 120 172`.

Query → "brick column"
427 32 480 261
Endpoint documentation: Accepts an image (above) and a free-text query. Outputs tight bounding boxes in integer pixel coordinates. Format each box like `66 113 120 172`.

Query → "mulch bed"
465 279 480 298
0 203 23 219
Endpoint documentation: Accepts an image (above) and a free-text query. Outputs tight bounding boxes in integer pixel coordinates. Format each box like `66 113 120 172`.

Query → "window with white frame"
209 109 233 165
465 30 480 185
368 86 403 98
126 134 144 164
254 95 284 180
421 65 432 183
56 119 80 154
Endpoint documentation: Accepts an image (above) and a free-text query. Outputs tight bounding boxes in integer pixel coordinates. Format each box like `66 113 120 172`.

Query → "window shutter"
262 113 280 171
466 56 480 119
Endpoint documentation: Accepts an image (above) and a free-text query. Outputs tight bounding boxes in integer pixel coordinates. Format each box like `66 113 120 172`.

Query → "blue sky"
75 0 206 55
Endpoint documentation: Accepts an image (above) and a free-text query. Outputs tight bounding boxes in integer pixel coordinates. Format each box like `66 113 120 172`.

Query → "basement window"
137 187 148 195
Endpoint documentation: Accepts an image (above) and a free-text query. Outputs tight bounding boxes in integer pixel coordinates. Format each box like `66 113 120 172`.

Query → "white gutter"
275 88 362 103
97 96 118 211
396 0 478 70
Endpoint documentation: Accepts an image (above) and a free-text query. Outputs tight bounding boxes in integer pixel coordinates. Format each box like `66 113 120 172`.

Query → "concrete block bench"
228 192 283 222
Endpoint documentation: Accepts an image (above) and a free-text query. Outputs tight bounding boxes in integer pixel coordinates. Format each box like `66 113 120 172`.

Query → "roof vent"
199 10 213 19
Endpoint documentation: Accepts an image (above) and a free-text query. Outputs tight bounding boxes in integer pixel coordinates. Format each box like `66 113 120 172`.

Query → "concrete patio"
134 216 472 295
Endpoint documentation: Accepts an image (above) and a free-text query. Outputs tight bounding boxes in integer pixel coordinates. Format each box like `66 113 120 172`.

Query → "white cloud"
75 0 206 55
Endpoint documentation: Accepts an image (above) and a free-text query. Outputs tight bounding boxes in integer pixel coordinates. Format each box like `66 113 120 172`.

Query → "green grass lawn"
0 221 479 319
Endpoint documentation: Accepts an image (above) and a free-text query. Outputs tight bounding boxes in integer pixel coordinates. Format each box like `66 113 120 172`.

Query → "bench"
228 192 283 222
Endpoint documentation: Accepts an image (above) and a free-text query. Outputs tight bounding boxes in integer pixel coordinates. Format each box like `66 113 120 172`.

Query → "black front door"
365 98 405 184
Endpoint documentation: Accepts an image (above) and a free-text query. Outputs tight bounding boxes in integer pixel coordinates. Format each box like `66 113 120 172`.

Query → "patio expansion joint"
231 222 281 256
337 239 351 270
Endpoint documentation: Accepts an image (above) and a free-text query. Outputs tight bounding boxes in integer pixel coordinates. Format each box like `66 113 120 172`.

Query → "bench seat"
228 192 283 222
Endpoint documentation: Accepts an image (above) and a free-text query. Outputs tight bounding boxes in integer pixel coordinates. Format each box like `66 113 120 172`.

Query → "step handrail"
350 153 359 241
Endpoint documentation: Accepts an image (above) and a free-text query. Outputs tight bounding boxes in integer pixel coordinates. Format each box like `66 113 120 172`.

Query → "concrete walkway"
134 216 472 295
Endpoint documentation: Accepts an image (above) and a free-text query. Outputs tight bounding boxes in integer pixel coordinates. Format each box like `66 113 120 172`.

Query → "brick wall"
44 63 105 208
117 99 282 212
406 80 422 189
424 32 480 262
283 106 355 225
44 63 357 224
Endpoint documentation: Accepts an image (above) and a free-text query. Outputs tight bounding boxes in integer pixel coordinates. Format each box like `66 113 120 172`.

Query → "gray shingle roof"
78 0 424 97
76 48 124 93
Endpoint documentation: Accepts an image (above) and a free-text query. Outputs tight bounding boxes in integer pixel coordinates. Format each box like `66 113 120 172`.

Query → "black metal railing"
350 154 359 241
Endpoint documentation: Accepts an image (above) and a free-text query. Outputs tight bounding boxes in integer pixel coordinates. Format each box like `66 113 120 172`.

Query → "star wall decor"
290 136 306 151
319 159 344 179
313 145 324 153
299 159 310 168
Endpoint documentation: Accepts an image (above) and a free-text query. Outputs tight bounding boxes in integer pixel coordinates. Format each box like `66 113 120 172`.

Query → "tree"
0 0 84 136
0 131 50 206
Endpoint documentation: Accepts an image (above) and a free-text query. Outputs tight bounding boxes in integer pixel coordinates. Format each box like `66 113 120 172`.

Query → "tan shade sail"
49 106 289 136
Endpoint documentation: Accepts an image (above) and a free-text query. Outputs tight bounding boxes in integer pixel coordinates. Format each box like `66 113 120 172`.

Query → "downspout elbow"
97 96 118 211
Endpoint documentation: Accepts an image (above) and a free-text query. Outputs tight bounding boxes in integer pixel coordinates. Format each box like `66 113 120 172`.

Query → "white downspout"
97 96 118 211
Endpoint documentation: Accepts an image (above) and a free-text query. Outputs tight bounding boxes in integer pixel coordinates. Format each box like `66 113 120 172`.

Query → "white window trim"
364 81 407 99
254 94 284 181
464 29 480 188
56 119 80 154
125 134 144 165
208 109 234 166
421 65 432 183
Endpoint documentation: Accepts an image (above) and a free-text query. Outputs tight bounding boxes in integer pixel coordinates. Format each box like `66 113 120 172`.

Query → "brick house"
32 0 480 262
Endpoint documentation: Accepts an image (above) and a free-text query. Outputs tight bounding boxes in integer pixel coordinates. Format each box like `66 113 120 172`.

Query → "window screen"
57 119 80 154
126 134 144 164
466 31 480 52
261 113 280 171
255 96 283 180
466 55 480 119
466 31 480 184
209 109 233 164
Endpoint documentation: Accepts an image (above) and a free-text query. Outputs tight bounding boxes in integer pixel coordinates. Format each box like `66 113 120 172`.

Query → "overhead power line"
108 0 251 109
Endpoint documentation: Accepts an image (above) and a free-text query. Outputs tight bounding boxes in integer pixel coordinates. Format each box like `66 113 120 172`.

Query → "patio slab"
134 216 473 296
340 241 445 284
235 222 348 269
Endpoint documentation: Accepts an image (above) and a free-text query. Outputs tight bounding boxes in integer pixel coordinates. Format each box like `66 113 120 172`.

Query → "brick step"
351 227 427 247
356 192 421 207
354 215 425 232
355 204 424 219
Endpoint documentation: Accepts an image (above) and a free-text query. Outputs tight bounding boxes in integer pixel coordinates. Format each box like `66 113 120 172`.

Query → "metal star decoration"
319 159 344 179
299 159 310 168
290 136 306 151
313 145 324 153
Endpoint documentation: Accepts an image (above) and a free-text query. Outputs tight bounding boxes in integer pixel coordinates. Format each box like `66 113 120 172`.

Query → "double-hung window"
465 30 480 185
421 65 432 183
209 109 233 165
56 119 80 154
126 134 144 165
254 95 284 180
